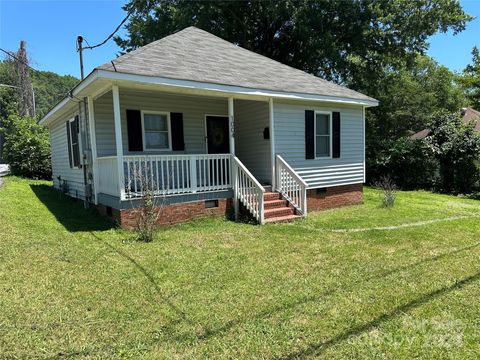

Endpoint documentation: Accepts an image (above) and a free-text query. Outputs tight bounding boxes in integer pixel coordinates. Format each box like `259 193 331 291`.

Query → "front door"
206 116 230 186
206 116 229 154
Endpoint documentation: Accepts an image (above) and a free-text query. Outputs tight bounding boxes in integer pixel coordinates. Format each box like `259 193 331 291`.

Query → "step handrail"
232 156 265 224
275 155 308 216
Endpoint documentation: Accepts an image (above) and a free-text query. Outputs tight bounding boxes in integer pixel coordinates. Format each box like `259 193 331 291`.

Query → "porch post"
269 98 276 190
228 97 239 218
228 97 235 155
112 85 125 200
87 96 99 204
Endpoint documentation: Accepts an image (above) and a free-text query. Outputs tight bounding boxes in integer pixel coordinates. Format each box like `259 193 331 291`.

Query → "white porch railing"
276 155 308 216
97 156 120 197
122 154 232 198
233 156 265 224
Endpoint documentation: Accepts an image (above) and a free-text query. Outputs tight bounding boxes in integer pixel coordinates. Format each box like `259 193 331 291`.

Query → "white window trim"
314 111 333 159
141 110 172 151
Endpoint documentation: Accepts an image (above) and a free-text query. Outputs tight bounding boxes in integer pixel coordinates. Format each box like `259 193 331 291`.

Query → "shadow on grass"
277 270 480 359
176 240 480 344
30 184 115 232
89 232 200 330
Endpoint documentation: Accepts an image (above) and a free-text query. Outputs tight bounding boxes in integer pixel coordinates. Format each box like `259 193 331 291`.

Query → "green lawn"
1 177 480 359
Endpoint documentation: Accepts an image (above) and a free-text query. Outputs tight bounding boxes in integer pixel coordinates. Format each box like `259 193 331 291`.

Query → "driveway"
0 164 9 187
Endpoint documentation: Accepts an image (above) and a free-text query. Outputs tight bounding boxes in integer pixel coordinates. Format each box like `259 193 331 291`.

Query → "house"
411 107 480 140
39 27 378 227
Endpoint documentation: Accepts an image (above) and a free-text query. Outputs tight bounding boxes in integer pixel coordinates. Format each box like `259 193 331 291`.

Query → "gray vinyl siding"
93 89 228 157
274 100 364 188
234 100 271 183
49 108 85 199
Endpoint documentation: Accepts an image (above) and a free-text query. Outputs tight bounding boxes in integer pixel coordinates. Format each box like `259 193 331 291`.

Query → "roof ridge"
188 27 334 84
106 28 189 68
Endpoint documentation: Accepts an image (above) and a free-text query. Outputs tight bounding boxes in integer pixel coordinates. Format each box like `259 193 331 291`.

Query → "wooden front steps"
263 191 302 223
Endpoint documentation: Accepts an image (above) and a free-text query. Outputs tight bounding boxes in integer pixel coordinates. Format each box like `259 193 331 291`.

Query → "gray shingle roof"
98 27 376 103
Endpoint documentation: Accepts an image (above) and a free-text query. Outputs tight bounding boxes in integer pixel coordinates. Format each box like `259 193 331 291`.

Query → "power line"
0 47 39 72
81 7 134 50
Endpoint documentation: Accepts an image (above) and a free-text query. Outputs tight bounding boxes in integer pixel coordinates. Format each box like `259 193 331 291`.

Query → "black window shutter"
71 116 80 167
305 110 315 159
170 112 185 151
126 109 143 151
66 121 72 168
332 112 341 158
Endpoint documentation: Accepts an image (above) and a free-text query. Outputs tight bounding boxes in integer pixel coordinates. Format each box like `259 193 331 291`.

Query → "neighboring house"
39 27 378 227
411 107 480 140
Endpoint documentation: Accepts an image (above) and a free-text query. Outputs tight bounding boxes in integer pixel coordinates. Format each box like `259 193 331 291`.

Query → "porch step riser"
264 200 288 210
264 208 295 219
265 215 303 223
264 192 282 201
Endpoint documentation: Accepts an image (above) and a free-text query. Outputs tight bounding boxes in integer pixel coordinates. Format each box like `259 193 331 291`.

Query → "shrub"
381 137 437 190
374 176 397 208
128 171 165 242
0 114 51 179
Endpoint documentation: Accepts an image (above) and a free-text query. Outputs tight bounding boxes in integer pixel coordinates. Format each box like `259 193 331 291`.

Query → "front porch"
88 85 307 224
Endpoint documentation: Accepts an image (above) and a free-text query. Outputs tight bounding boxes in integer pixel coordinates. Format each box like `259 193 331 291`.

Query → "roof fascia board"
40 68 378 126
97 70 379 107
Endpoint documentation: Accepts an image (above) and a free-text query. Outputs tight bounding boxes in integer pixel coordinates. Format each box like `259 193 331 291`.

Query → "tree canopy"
460 46 480 109
115 0 471 89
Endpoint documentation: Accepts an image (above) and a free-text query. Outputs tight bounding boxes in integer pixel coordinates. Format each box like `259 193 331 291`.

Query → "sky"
0 0 479 78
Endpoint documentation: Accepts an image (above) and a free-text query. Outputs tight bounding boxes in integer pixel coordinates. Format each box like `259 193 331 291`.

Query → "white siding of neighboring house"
234 99 271 184
273 100 365 188
93 89 228 157
49 108 85 199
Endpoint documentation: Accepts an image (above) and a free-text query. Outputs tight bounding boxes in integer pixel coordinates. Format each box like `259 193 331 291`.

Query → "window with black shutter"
67 116 81 168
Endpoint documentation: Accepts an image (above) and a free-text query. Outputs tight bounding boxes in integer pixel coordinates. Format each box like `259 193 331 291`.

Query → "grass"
1 177 480 358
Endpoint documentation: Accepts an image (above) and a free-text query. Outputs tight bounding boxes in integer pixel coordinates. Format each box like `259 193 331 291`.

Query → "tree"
374 137 437 190
13 41 35 117
0 114 51 179
115 0 471 88
427 111 480 194
366 55 466 182
460 46 480 109
31 71 78 120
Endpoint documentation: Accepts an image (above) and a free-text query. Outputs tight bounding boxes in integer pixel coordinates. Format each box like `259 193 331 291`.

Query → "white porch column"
228 97 239 219
269 98 276 190
87 96 99 204
112 85 125 200
228 97 235 155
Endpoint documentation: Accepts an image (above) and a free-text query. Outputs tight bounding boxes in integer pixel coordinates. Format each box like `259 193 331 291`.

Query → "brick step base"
264 214 303 223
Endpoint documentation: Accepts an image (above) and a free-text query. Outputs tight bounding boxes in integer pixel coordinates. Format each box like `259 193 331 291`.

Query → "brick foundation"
98 199 233 230
307 184 363 212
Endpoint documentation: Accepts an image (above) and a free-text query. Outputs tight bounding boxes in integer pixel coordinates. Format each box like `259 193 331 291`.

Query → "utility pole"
14 41 35 117
76 36 84 80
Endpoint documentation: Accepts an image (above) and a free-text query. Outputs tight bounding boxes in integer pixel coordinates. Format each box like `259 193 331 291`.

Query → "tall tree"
115 0 471 89
14 41 35 117
460 46 480 109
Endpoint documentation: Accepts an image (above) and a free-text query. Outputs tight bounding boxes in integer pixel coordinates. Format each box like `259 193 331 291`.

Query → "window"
315 112 331 158
67 116 81 168
142 112 171 150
